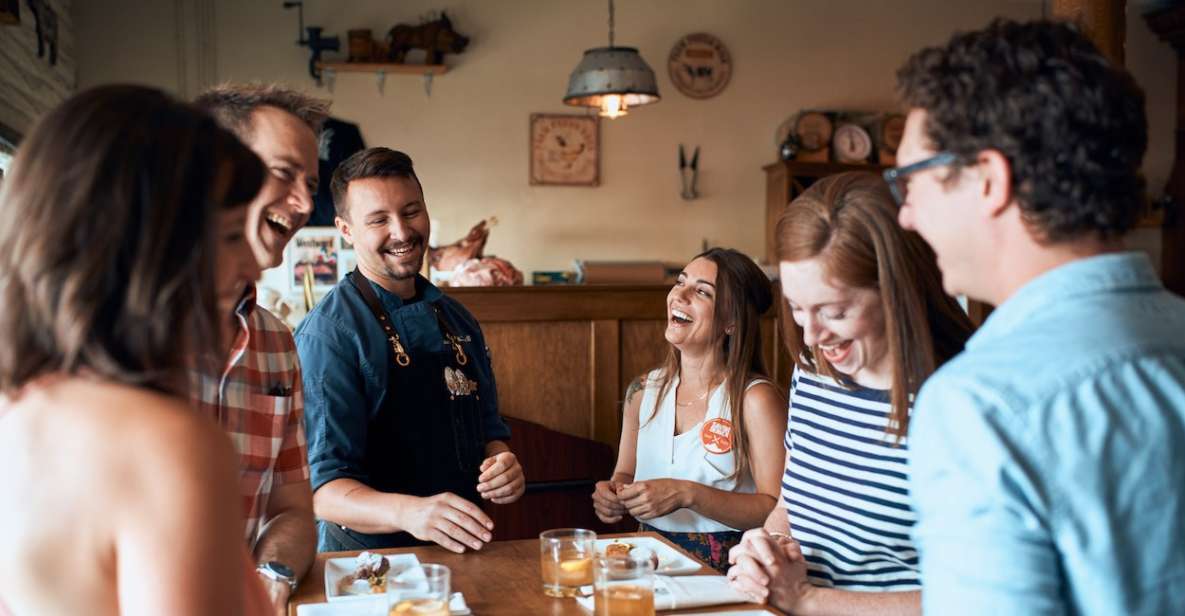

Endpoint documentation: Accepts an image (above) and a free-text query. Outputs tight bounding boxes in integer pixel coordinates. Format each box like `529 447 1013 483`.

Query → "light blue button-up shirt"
909 252 1185 615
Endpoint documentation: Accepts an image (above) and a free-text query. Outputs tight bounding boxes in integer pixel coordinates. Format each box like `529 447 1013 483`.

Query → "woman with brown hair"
0 86 272 615
592 247 788 572
726 172 974 614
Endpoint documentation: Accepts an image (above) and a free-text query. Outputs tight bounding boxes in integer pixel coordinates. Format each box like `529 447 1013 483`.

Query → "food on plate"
336 551 390 595
604 541 633 558
603 541 660 571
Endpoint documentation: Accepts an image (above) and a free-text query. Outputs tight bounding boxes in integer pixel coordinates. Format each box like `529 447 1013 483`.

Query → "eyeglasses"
882 151 958 205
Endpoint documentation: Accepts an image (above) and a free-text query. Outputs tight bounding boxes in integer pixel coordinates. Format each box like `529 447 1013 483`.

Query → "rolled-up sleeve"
909 376 1065 616
296 322 374 492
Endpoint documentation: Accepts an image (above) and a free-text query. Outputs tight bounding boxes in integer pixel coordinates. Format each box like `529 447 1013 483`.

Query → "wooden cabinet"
763 161 887 264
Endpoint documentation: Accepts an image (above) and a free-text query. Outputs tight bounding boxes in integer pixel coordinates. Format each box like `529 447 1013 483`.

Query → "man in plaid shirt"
194 83 329 615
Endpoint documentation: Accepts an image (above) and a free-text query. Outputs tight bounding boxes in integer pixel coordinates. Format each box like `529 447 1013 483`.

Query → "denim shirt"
909 252 1185 615
294 274 511 493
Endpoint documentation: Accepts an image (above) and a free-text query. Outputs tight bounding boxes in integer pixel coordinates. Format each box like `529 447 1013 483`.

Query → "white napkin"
296 592 470 615
575 575 750 611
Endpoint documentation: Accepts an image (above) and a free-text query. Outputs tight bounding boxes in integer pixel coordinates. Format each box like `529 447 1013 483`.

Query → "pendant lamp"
563 0 660 119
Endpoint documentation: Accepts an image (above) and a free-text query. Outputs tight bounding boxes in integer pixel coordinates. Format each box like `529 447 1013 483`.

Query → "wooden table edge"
289 531 777 615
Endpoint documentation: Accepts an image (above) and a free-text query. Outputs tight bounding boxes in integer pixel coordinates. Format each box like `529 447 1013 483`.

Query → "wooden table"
289 532 776 615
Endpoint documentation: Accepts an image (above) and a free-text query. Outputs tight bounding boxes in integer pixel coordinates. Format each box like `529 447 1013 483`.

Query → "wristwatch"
257 561 298 592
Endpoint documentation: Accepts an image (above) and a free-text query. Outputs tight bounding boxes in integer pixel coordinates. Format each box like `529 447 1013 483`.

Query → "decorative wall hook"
282 1 340 84
679 144 700 200
25 0 57 66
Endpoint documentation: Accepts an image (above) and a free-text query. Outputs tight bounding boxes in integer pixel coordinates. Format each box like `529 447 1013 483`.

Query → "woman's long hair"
776 172 973 439
645 247 777 479
0 85 264 396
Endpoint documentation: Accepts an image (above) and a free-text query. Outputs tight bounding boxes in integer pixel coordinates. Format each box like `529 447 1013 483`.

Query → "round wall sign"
667 33 732 99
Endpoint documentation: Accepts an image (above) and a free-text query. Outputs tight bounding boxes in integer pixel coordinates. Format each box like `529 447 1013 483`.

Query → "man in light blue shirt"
890 19 1185 614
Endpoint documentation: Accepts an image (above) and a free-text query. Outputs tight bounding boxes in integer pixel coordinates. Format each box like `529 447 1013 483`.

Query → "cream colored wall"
75 0 1174 277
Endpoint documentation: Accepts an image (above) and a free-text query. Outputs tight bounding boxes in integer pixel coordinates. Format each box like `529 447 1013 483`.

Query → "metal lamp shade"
563 46 660 109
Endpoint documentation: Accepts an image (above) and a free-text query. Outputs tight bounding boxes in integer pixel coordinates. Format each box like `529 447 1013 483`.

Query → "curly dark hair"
896 19 1147 242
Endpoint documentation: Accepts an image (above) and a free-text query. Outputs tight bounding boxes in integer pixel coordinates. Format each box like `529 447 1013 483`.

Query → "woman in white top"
593 248 787 571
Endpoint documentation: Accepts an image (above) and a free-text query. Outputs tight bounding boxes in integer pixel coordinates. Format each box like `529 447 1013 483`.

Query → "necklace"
675 384 712 407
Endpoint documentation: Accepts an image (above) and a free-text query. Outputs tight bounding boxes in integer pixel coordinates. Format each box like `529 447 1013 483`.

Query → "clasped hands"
592 478 688 523
404 451 524 554
726 528 814 611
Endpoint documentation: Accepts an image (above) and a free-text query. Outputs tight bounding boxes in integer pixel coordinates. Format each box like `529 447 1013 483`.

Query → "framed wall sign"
288 227 341 291
667 33 732 99
529 113 600 186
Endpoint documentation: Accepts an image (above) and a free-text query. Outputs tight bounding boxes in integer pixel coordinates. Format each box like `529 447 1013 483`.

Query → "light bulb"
598 95 629 119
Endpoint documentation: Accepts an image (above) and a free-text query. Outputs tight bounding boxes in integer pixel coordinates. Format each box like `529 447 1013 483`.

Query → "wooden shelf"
762 160 887 178
316 62 448 75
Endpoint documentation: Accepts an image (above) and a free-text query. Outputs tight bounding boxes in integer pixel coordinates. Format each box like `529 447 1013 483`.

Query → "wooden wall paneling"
1147 6 1185 298
0 0 75 136
758 315 791 390
446 285 668 322
483 417 625 539
590 320 622 450
481 321 592 439
765 162 790 264
1052 0 1126 65
620 320 670 394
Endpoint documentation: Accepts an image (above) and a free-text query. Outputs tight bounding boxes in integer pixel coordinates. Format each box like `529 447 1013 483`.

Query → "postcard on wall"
290 227 339 290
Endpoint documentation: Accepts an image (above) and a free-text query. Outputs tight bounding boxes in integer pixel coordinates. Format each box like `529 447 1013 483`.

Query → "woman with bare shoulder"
593 248 788 572
0 86 272 615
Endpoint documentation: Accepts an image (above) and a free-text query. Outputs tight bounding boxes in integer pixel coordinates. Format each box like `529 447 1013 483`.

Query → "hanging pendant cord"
608 0 615 48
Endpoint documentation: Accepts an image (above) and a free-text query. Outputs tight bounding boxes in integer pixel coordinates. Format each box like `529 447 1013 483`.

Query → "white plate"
596 537 703 575
297 592 471 616
297 598 384 616
324 553 421 602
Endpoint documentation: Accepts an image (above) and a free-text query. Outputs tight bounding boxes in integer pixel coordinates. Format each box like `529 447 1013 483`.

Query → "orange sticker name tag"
701 418 733 454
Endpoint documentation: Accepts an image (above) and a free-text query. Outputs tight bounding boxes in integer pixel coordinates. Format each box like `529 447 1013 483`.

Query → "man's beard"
380 234 424 280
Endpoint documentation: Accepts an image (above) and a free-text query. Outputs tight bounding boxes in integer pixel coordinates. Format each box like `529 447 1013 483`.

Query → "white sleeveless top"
632 369 767 532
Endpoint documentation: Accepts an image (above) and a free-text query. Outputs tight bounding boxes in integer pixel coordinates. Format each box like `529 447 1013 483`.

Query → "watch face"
834 124 872 163
529 114 600 186
267 561 295 578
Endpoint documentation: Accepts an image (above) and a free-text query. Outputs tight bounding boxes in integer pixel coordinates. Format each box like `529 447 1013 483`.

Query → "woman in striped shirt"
727 172 974 615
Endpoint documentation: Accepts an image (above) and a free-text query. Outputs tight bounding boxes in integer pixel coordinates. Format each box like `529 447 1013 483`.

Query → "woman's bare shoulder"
741 379 788 421
13 378 234 481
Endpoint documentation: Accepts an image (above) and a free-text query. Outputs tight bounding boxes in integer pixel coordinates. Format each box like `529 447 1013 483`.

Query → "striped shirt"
192 284 310 547
781 369 919 591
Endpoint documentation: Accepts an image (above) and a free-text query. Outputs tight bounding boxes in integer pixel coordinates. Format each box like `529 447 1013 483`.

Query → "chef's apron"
320 270 486 551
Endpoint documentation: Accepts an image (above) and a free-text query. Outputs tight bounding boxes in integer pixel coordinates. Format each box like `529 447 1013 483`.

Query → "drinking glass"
594 550 656 616
386 563 450 616
539 528 597 597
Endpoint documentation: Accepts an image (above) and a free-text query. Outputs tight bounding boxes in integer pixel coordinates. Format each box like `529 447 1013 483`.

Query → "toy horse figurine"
386 12 469 65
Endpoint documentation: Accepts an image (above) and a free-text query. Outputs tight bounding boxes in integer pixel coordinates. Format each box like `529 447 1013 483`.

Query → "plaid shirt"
193 284 310 547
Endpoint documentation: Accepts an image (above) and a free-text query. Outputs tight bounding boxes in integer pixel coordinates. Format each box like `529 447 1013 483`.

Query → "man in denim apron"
296 147 524 552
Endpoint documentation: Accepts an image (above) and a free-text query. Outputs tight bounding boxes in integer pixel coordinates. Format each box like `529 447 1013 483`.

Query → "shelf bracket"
423 72 434 97
376 69 387 95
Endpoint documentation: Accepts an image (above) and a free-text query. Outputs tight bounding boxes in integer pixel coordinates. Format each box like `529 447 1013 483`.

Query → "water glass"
594 550 656 616
539 528 597 597
386 563 450 616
